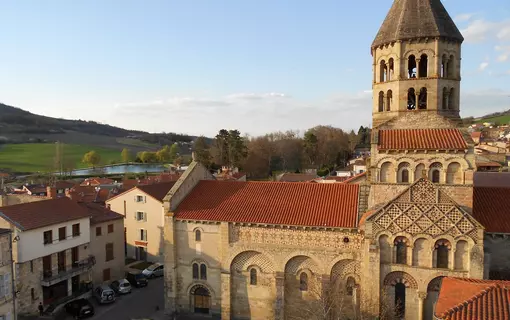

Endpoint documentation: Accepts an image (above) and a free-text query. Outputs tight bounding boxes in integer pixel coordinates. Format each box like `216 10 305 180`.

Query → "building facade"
161 1 508 320
107 182 175 263
0 198 94 315
0 229 14 320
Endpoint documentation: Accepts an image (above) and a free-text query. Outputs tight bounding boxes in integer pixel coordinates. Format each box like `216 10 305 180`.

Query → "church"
162 1 510 319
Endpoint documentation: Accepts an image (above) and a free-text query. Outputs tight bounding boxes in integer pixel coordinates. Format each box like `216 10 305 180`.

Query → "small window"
200 264 207 280
108 224 114 233
195 230 201 242
136 195 144 202
43 230 53 245
31 288 35 300
105 243 114 262
299 272 308 291
103 268 111 281
250 268 257 285
192 263 199 279
432 170 440 183
139 229 147 241
136 212 146 222
72 223 80 237
96 227 102 236
58 227 66 241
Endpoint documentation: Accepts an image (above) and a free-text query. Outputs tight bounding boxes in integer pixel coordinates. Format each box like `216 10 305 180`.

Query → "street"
64 277 164 320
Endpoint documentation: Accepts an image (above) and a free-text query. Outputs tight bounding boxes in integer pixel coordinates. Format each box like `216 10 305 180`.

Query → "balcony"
41 255 96 287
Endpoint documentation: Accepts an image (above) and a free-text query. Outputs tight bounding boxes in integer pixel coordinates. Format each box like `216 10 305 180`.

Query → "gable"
367 179 482 242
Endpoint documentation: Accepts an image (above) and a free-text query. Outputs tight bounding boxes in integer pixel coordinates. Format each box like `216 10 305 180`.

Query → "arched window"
398 162 410 183
380 60 387 82
441 54 448 78
200 264 207 280
395 283 406 318
455 240 468 270
448 88 455 110
435 240 450 269
429 163 442 183
442 88 449 110
412 238 429 267
192 263 199 279
407 88 416 110
395 237 407 264
419 54 428 77
446 162 461 184
414 164 425 181
448 55 455 78
380 162 394 183
250 268 257 285
299 272 308 291
388 58 394 81
346 277 356 296
195 230 201 242
378 91 385 112
418 87 427 109
408 55 417 78
386 90 392 111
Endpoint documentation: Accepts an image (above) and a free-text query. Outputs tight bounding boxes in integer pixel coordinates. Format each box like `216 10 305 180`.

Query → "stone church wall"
484 234 510 280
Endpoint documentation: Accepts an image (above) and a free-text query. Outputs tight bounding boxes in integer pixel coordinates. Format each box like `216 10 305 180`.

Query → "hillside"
463 109 510 126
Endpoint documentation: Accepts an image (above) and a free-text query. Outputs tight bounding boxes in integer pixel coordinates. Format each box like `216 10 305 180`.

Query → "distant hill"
463 109 510 126
0 103 200 147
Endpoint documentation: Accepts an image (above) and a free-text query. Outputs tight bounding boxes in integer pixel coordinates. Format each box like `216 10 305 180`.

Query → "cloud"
495 45 510 62
460 19 510 44
478 62 489 71
454 13 474 23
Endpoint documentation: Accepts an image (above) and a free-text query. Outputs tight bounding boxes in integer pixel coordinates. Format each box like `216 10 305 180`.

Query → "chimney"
47 186 57 199
191 151 196 162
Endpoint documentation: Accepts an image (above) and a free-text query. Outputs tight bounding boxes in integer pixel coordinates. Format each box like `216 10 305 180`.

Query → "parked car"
64 298 95 319
126 271 148 287
142 262 164 278
94 285 116 304
110 278 132 294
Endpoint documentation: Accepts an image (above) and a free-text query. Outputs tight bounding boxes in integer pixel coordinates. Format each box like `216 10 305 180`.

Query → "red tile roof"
342 172 367 184
136 182 176 202
471 131 482 138
474 172 510 188
0 198 91 231
378 129 468 150
473 187 510 233
78 202 123 225
435 277 510 320
176 181 359 228
476 161 502 168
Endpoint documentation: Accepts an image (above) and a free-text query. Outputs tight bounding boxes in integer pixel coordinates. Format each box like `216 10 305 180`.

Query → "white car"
142 262 164 278
110 279 132 294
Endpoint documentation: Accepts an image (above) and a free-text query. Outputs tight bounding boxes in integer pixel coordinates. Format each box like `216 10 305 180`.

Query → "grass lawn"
0 143 121 173
130 261 153 270
473 115 510 126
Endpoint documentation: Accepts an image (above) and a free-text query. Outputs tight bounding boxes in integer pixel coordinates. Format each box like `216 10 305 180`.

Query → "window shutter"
144 212 147 222
144 196 147 203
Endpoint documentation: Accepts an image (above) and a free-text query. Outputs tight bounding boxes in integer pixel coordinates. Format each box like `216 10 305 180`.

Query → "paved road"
64 277 164 320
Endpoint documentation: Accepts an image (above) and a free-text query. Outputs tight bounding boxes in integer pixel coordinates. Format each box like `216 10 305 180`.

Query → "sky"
1 0 510 137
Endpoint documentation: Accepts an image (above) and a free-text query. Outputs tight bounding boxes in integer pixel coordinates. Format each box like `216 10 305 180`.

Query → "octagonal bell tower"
371 0 464 128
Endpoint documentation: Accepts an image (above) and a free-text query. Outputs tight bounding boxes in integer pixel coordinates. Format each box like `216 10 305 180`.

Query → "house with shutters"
106 182 176 263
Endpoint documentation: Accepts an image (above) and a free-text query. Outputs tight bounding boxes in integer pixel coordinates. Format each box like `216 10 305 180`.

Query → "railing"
41 255 96 287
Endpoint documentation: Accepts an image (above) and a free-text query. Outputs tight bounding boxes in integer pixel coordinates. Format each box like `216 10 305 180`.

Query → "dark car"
64 298 95 319
126 271 148 287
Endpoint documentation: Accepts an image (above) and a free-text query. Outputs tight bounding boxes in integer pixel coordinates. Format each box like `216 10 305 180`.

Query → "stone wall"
484 234 510 280
0 194 46 207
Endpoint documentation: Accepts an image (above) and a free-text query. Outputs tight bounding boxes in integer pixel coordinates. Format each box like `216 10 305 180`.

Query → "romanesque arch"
284 255 321 319
446 162 462 184
412 237 431 267
380 162 394 183
230 251 276 320
330 259 360 319
383 272 418 319
424 276 444 320
455 240 468 271
397 162 411 183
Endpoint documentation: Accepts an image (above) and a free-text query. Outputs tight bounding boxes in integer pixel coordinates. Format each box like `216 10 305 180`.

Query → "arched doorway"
423 277 444 320
395 283 406 319
190 285 211 314
383 271 418 320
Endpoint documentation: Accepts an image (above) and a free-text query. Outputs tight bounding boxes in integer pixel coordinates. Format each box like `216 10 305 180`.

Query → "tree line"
193 126 371 179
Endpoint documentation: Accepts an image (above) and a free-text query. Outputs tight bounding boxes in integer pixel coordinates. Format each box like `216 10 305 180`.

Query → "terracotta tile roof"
378 129 467 150
0 198 91 231
342 172 367 184
176 181 359 228
78 202 123 225
277 173 318 182
68 185 97 203
471 132 482 138
55 181 76 189
134 182 176 202
473 187 510 233
435 277 510 320
476 161 502 168
81 177 116 186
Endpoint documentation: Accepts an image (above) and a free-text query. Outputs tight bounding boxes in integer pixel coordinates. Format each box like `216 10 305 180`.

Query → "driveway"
63 277 164 320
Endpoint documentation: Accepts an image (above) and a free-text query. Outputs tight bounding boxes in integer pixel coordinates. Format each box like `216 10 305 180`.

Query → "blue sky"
1 0 509 136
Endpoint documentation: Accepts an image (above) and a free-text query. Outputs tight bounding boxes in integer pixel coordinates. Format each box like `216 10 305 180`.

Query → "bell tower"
367 0 476 209
371 0 464 128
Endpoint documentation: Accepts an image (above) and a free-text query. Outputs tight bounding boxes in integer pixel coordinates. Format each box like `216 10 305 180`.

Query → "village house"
0 198 93 315
106 182 176 263
0 229 15 320
159 1 510 319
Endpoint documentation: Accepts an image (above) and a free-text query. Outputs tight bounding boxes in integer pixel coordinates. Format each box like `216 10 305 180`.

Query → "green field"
0 143 121 173
473 115 510 126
